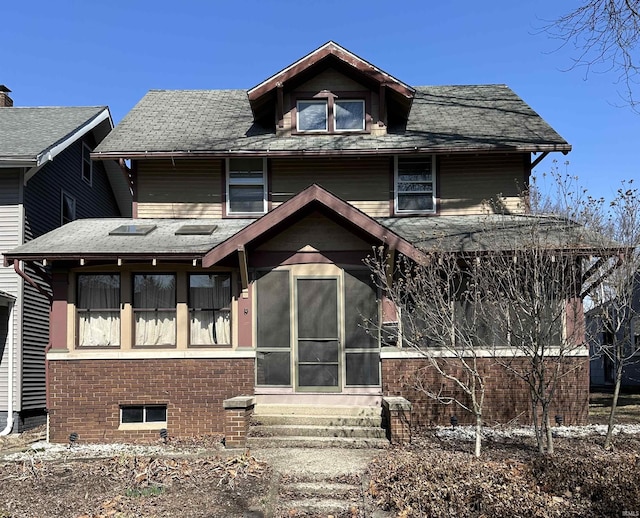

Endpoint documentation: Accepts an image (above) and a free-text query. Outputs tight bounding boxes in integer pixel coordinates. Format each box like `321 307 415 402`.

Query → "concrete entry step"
253 403 381 418
252 424 386 439
252 413 382 427
247 435 389 449
249 403 388 449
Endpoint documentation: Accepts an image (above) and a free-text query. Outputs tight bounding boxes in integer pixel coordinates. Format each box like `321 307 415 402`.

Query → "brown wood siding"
255 211 372 252
438 154 528 215
136 159 223 218
271 157 390 217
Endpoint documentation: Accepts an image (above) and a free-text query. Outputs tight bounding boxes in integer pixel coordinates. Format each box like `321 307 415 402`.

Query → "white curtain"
190 275 231 345
134 275 176 346
78 275 120 346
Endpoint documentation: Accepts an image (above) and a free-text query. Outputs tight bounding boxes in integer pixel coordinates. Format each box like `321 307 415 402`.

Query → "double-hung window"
133 274 176 346
189 274 231 346
77 274 120 347
296 97 366 133
395 156 436 214
82 143 93 185
61 191 76 225
226 158 267 215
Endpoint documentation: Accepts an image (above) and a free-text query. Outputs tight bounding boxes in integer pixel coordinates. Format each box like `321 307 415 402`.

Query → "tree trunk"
544 409 554 454
474 412 482 458
531 391 545 454
604 363 624 450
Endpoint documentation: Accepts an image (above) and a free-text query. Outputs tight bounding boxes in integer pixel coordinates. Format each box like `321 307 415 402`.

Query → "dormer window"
297 100 328 132
335 100 365 131
294 94 369 134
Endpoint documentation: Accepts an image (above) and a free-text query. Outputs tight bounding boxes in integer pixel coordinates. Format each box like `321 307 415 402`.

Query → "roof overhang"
91 143 572 162
202 183 425 267
246 41 415 125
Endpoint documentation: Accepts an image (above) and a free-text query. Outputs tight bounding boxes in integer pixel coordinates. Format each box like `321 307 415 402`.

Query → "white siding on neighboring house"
0 169 23 417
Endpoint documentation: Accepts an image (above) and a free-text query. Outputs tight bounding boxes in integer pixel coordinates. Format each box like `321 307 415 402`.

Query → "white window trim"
119 404 167 427
334 99 365 132
394 155 436 215
61 190 77 225
296 99 328 132
226 157 268 216
81 142 93 186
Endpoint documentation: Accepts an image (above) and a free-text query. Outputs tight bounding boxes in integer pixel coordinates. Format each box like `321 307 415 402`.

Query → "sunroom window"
227 158 267 215
133 274 176 346
189 274 231 346
395 156 436 214
77 274 120 347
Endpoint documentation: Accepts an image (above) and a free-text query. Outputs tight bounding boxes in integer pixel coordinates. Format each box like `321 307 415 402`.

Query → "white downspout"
0 300 15 435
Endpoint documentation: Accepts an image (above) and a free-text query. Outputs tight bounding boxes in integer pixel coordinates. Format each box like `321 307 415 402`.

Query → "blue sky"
3 0 636 200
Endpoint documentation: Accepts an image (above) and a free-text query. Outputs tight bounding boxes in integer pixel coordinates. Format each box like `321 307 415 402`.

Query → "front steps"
248 404 389 449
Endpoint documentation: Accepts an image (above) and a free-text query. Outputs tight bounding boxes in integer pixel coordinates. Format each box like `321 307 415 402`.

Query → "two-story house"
4 43 594 443
0 86 131 433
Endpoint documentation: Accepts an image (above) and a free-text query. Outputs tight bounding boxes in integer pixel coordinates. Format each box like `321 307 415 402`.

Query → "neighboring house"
3 43 599 443
588 272 640 389
0 86 131 433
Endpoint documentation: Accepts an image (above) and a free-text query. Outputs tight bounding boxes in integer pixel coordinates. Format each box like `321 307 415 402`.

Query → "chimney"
0 85 13 107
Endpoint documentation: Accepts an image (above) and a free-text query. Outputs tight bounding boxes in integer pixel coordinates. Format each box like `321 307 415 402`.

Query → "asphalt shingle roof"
94 85 569 156
0 106 108 161
3 218 255 258
4 213 612 261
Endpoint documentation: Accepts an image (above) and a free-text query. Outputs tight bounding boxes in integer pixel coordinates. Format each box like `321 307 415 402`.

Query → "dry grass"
589 392 640 424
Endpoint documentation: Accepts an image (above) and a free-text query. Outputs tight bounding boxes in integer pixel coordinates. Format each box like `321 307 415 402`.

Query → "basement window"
120 405 167 429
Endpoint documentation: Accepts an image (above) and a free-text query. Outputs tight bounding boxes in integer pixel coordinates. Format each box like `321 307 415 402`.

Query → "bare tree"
544 0 640 109
366 248 491 457
473 218 588 455
532 171 640 449
584 182 640 449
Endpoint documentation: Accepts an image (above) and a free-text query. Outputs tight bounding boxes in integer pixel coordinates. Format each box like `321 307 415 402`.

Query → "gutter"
0 298 16 435
91 143 572 161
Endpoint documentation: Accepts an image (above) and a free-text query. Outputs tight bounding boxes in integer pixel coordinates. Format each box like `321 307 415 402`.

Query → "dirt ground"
0 392 637 518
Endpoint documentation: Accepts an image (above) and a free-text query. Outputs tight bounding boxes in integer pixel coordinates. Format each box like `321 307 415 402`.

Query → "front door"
295 278 340 391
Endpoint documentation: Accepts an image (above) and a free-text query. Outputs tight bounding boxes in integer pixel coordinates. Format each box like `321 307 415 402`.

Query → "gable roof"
247 41 415 123
201 184 425 266
248 41 415 101
0 106 111 166
93 84 570 159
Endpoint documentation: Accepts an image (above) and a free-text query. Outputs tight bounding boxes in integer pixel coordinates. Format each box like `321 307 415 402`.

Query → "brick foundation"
382 356 589 427
48 358 254 443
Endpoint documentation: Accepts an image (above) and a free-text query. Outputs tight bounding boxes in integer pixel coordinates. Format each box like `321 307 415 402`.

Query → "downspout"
13 260 52 303
0 299 15 435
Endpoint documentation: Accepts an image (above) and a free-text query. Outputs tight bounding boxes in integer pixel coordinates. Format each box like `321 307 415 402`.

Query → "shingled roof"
93 84 570 158
0 106 110 164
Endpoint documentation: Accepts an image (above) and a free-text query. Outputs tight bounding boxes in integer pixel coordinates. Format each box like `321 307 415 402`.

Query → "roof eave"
91 143 572 161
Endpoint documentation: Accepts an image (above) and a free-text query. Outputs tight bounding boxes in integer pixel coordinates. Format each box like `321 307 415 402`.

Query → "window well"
109 224 157 236
175 224 217 235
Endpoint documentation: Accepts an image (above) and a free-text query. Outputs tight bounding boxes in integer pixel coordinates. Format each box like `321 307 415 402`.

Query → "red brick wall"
382 356 589 427
48 359 254 443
